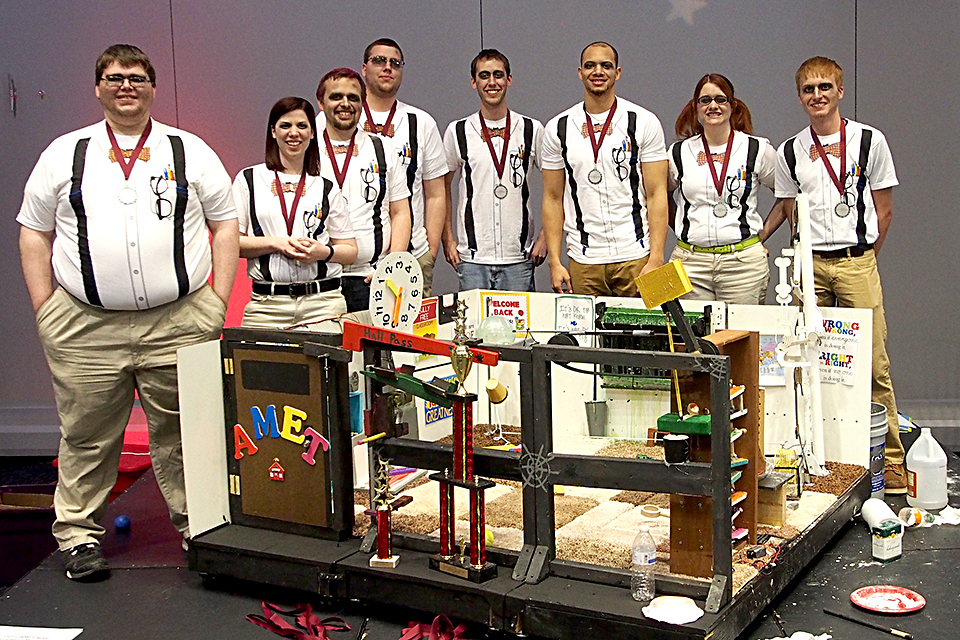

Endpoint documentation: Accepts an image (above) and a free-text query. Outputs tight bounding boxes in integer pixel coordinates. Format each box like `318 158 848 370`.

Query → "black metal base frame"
194 329 868 640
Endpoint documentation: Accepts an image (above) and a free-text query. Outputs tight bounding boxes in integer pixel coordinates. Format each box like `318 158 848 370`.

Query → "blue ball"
114 515 131 531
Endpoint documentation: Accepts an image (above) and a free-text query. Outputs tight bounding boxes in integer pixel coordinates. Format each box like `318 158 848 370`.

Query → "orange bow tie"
109 148 150 163
483 127 507 140
363 122 395 137
810 142 841 161
580 122 609 138
696 151 725 166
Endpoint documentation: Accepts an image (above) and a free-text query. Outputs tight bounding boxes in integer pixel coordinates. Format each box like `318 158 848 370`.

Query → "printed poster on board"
413 298 439 362
759 334 786 386
818 318 860 386
480 292 530 334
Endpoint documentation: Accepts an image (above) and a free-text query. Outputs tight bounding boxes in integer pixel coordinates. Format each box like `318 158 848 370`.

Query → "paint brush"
824 607 913 639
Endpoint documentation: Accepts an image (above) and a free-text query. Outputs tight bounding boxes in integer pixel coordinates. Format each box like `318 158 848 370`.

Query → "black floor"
2 430 958 640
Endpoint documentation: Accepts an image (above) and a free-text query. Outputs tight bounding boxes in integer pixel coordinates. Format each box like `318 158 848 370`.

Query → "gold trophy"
449 300 473 396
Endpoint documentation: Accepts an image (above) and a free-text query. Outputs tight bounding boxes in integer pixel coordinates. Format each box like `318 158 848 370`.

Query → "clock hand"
391 286 404 328
385 278 400 298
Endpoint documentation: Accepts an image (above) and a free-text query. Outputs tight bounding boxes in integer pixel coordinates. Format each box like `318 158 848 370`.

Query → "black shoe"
61 542 110 581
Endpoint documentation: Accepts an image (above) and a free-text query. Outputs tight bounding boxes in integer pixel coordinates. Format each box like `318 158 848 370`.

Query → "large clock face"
369 252 423 333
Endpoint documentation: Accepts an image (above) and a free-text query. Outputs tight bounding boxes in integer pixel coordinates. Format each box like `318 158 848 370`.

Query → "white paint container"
861 497 902 562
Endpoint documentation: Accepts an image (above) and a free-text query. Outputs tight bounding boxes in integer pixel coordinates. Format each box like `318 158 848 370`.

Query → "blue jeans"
458 261 535 292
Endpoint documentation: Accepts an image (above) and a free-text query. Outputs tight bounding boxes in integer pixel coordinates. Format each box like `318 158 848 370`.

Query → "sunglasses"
697 95 730 106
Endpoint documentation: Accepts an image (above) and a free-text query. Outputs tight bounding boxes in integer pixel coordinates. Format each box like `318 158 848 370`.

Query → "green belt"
676 236 760 254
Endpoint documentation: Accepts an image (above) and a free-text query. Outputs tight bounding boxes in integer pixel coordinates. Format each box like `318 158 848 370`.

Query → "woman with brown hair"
668 74 781 304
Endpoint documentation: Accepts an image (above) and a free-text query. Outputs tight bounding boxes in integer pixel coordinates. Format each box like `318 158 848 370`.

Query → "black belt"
252 278 340 297
813 244 873 259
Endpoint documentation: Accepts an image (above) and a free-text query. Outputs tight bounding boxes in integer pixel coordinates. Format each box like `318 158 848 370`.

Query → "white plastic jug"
905 428 948 510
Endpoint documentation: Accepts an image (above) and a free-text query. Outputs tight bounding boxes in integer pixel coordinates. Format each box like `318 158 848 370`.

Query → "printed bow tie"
810 142 841 161
697 151 725 166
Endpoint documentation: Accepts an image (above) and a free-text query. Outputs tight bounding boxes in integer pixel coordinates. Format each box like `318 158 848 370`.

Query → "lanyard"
811 119 847 195
479 112 511 182
323 130 357 190
106 120 152 180
701 129 735 201
584 99 617 164
273 170 307 236
362 100 397 137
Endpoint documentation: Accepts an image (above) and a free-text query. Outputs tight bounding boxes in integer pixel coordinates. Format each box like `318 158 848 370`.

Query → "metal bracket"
523 545 552 584
512 544 535 581
705 573 729 613
359 525 378 554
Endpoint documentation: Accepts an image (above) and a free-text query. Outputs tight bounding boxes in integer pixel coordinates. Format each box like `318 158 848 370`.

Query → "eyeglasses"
149 176 173 220
100 73 149 88
366 55 404 69
697 95 730 106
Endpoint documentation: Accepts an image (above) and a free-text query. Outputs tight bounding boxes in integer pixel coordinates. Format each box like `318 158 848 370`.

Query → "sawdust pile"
484 488 598 529
806 461 866 495
594 440 665 460
611 491 671 509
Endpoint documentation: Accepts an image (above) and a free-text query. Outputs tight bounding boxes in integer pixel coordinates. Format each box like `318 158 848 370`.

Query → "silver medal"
712 202 728 218
834 202 851 218
588 168 603 184
493 183 508 199
118 186 137 205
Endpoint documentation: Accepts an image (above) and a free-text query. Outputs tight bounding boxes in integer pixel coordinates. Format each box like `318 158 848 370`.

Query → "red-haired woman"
233 96 358 330
668 74 781 304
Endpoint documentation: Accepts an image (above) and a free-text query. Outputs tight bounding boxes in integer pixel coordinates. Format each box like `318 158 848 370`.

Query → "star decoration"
667 0 708 25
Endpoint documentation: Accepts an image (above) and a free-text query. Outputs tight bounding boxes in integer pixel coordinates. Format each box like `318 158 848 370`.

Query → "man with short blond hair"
774 55 906 492
18 43 238 580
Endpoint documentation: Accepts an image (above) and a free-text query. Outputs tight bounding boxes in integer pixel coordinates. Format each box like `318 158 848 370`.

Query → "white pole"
795 194 827 476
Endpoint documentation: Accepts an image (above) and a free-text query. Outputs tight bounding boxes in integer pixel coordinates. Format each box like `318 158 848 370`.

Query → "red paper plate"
850 585 926 613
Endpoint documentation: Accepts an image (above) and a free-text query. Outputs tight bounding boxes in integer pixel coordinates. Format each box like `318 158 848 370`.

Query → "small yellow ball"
485 527 495 546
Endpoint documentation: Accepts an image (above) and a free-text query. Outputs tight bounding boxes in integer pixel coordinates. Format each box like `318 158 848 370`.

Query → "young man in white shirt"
359 38 446 295
541 41 669 297
772 56 906 493
441 49 546 291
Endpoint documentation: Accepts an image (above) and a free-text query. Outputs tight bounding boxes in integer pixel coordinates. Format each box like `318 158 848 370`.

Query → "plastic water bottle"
631 525 656 601
906 428 948 510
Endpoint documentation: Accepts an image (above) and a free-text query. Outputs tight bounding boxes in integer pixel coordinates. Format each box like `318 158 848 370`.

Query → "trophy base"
370 554 401 568
430 555 497 583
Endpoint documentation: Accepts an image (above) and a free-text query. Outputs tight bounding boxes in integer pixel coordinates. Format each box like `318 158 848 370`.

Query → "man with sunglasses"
17 44 238 581
359 38 447 296
318 67 411 312
541 42 669 297
441 49 546 292
773 56 906 493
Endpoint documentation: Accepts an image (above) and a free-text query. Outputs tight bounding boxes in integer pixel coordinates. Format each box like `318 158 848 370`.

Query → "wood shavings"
611 491 671 509
594 440 665 460
805 461 866 495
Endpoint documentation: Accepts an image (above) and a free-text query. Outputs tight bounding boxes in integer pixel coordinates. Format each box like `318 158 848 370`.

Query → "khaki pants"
813 250 904 464
568 256 649 297
36 286 226 549
417 250 436 297
671 242 769 305
241 289 348 333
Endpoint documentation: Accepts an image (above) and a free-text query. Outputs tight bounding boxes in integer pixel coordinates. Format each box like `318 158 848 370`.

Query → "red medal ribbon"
363 100 398 137
478 111 511 183
701 129 735 203
584 99 617 164
323 130 357 190
273 170 308 236
105 119 152 181
811 119 846 195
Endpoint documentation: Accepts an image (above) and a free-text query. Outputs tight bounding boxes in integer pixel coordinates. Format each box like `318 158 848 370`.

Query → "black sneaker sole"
65 564 110 581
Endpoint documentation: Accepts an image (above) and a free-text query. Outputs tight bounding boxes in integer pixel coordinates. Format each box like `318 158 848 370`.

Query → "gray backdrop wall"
1 1 956 453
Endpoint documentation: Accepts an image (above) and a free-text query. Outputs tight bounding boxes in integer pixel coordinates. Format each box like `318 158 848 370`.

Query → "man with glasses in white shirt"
17 43 238 581
359 38 446 296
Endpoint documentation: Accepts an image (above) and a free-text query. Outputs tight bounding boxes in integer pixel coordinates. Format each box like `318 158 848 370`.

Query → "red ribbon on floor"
398 615 471 640
246 602 350 640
